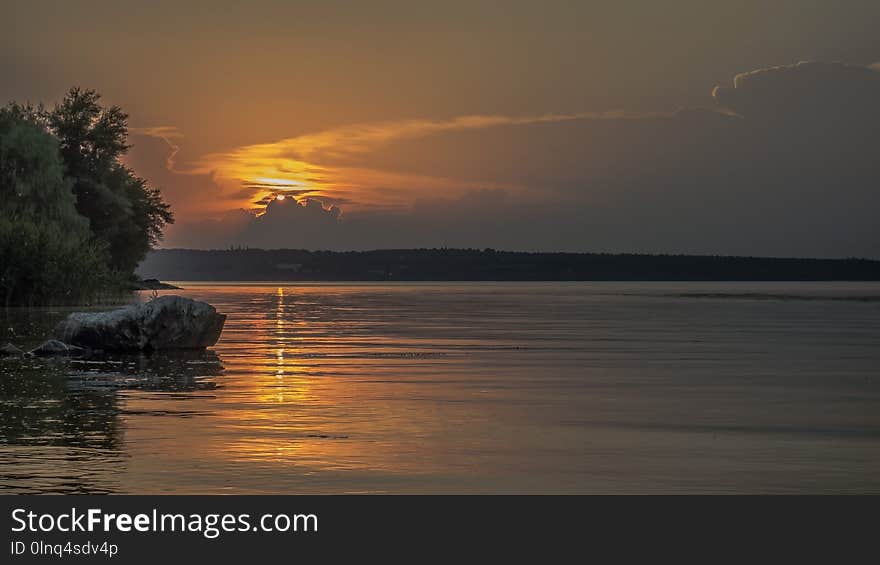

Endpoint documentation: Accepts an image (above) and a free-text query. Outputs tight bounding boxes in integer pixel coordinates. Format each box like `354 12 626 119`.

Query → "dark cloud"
712 61 880 125
231 198 342 250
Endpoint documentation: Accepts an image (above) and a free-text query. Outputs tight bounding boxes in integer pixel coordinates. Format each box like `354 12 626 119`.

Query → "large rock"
54 296 226 351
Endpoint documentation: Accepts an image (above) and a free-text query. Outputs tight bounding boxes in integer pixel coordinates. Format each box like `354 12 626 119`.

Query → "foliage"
0 104 84 230
0 88 173 305
44 88 173 272
0 217 117 306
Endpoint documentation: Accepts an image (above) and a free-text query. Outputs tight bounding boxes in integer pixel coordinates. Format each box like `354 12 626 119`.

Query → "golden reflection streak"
210 286 351 466
276 286 285 384
123 285 444 478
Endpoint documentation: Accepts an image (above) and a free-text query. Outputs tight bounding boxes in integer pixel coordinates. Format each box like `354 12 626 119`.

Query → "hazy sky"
4 1 880 256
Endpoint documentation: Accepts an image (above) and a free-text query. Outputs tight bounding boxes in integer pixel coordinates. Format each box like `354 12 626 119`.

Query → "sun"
276 194 286 201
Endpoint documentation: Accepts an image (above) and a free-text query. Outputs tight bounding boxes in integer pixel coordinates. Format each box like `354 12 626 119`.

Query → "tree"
98 163 174 273
0 103 83 229
0 104 113 305
0 88 175 305
45 88 173 273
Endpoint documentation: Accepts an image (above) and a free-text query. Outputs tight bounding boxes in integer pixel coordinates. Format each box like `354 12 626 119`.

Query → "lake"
1 282 879 494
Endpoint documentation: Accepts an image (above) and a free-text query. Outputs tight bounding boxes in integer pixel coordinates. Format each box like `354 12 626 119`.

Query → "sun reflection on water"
276 286 285 380
169 285 467 479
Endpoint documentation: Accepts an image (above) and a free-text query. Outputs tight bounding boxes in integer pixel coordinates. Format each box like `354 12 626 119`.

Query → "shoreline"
130 279 182 291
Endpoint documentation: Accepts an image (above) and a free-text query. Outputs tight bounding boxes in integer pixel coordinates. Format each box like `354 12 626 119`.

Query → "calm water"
1 282 879 494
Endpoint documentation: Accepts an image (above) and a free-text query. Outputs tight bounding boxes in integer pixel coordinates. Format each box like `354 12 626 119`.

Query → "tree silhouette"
0 88 175 305
0 104 112 305
46 88 173 272
0 103 82 228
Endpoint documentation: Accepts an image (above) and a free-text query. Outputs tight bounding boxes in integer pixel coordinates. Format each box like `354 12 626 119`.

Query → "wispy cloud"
131 126 184 170
194 111 655 172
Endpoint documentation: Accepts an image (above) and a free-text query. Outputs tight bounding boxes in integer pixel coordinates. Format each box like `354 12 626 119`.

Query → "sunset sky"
4 1 880 257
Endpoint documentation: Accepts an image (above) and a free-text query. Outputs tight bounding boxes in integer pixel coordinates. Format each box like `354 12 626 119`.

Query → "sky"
4 0 880 257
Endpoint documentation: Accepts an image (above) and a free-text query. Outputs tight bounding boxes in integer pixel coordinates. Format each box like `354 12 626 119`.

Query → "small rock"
29 339 87 357
0 342 23 356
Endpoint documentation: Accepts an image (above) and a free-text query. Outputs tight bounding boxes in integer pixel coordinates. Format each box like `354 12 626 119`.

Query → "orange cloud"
179 112 657 212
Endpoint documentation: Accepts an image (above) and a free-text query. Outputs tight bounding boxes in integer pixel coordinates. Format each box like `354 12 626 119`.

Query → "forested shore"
139 248 880 282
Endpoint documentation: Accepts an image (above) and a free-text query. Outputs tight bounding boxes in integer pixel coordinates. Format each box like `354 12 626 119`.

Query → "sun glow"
256 177 304 187
276 194 286 201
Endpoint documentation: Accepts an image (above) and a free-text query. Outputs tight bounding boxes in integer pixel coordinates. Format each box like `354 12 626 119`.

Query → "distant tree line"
0 88 173 305
139 248 880 282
